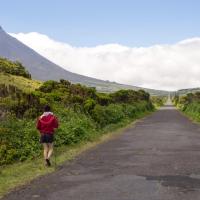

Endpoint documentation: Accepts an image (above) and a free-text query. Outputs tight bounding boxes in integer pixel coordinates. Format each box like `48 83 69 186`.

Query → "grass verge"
178 109 200 125
0 111 152 198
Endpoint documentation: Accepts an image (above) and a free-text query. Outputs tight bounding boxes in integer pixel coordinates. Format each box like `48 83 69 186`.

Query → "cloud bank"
10 32 200 91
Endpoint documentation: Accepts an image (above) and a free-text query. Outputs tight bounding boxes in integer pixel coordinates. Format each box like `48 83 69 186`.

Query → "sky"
2 0 200 90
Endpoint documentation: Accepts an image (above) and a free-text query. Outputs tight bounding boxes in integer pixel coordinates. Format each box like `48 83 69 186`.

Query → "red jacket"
37 113 58 134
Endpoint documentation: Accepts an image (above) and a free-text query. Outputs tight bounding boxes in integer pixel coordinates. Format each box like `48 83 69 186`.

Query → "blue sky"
1 0 200 47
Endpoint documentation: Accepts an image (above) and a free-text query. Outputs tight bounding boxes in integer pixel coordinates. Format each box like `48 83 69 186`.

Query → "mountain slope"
0 26 95 82
0 26 168 95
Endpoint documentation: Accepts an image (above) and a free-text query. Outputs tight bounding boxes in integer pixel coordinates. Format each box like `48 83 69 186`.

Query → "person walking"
36 105 59 166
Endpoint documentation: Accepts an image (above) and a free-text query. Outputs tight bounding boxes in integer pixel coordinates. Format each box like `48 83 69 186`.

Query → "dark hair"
44 105 51 112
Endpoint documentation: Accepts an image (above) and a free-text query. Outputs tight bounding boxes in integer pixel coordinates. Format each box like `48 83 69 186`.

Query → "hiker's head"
44 105 51 112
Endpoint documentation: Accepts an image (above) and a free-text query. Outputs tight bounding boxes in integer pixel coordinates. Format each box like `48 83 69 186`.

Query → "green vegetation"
0 57 155 196
173 92 200 121
0 73 42 92
0 121 141 198
0 58 31 78
0 59 154 166
0 84 154 165
151 96 167 107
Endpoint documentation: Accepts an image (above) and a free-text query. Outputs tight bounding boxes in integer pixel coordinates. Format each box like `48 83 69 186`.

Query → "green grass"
0 111 151 198
181 111 200 124
0 73 42 92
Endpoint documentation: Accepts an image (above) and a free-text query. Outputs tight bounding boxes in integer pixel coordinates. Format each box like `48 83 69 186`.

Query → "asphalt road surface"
3 105 200 200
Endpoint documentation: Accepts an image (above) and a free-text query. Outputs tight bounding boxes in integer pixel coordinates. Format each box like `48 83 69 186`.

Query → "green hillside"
0 57 42 91
90 80 169 95
0 73 42 92
0 57 31 78
0 58 155 166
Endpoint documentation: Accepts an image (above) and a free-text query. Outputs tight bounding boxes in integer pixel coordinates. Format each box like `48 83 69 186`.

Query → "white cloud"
10 32 200 91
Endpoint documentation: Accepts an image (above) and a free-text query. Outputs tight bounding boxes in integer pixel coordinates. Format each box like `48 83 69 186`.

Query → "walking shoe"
45 159 51 166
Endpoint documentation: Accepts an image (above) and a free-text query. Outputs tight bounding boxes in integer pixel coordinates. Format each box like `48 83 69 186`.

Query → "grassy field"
0 73 42 92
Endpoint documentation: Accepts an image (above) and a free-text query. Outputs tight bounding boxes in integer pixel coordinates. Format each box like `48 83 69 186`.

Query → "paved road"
3 105 200 200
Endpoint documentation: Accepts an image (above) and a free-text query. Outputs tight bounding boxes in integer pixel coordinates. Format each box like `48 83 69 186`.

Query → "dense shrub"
38 80 58 93
122 104 137 118
151 96 166 107
110 89 150 104
0 64 155 165
183 103 200 119
0 118 39 165
56 114 96 145
83 98 96 114
91 102 152 128
0 58 31 78
91 104 124 127
96 93 111 106
0 98 154 165
175 92 200 121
